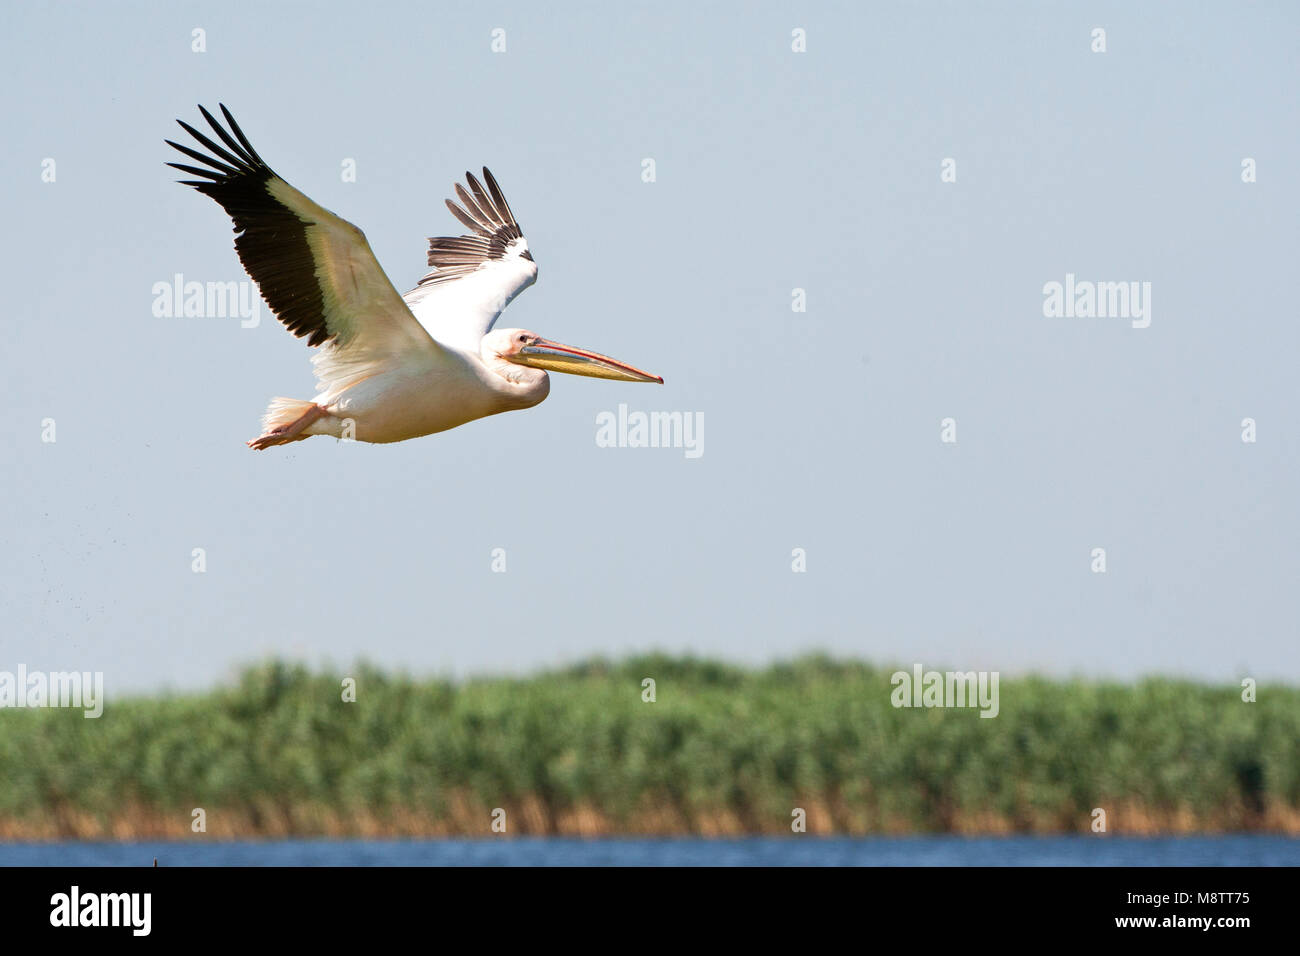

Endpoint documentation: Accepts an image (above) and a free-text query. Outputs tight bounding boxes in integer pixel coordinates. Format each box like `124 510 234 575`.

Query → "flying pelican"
166 104 662 450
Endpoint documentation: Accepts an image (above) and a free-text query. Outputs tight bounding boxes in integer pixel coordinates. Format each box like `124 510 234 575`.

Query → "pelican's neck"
481 351 551 409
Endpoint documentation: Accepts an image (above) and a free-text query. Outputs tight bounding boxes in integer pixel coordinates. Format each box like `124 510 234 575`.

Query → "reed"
1 656 1296 839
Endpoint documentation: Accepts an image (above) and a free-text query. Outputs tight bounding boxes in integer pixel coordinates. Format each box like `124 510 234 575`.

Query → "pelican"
166 104 662 450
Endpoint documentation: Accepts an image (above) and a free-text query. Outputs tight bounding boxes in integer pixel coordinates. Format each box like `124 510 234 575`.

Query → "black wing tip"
164 161 223 185
176 103 227 127
445 197 491 237
445 166 520 236
481 167 515 227
167 104 273 184
168 105 334 349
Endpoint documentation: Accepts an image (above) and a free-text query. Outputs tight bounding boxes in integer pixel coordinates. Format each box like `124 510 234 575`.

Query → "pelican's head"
485 328 663 384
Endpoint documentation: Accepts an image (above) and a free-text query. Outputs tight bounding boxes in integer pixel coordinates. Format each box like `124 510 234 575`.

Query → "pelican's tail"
247 398 326 451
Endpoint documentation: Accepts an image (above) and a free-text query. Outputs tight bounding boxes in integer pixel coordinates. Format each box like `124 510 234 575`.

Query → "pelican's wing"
166 104 443 397
402 168 539 354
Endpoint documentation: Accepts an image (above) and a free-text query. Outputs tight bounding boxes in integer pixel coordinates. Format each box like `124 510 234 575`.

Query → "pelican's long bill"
511 338 664 384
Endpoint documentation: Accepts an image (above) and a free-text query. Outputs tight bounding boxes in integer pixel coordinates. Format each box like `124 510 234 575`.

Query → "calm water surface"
2 835 1296 866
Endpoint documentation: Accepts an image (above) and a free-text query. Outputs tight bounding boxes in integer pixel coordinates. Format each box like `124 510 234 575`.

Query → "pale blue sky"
2 2 1297 691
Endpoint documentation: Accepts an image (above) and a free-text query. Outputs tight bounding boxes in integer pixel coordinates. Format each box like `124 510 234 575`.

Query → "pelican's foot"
247 403 329 451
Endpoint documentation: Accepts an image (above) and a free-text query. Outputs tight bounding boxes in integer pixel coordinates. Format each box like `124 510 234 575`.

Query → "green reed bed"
1 656 1296 837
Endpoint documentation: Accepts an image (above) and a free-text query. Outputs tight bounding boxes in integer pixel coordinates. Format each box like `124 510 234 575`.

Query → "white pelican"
166 104 662 450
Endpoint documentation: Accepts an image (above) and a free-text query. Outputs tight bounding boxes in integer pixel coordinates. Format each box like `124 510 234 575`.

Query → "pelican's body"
166 105 661 450
302 337 546 444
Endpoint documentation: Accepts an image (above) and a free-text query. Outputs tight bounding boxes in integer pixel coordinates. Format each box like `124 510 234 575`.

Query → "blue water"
2 835 1296 866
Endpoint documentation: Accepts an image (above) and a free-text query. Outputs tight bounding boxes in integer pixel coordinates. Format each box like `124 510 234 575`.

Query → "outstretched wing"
402 168 539 354
166 104 441 395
